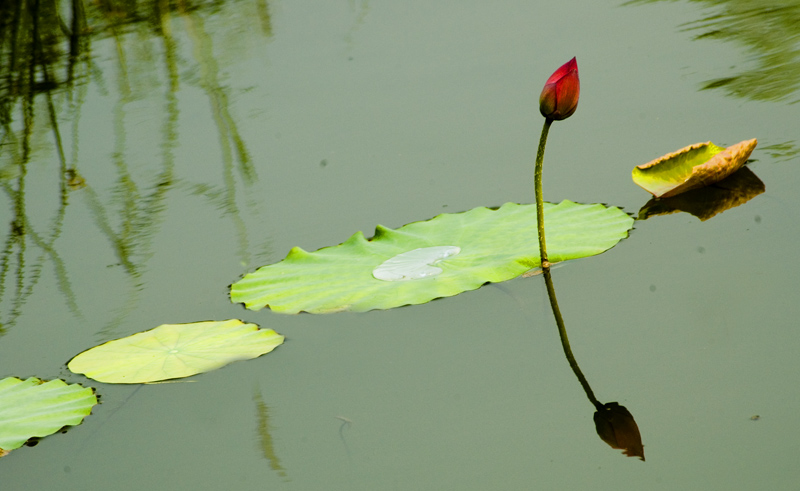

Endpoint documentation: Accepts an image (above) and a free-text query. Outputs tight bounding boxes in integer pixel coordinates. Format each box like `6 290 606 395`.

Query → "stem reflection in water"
541 265 646 461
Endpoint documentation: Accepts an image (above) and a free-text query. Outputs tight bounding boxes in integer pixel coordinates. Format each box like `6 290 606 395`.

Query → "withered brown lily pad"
632 138 757 198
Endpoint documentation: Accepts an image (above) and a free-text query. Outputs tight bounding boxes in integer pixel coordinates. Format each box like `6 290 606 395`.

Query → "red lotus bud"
539 57 580 121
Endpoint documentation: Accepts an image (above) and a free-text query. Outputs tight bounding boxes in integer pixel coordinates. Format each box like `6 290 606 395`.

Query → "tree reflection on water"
0 0 271 332
624 0 800 161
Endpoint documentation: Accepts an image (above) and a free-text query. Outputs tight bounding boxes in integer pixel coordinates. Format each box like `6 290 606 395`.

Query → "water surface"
2 1 799 489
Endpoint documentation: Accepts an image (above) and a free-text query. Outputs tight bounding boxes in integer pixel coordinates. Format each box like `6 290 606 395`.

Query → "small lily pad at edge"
0 377 97 456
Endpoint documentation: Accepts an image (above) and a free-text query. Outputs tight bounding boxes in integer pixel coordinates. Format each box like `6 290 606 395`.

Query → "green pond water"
2 0 799 489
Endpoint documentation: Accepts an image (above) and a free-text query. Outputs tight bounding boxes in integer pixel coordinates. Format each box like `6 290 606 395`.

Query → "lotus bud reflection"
539 57 580 121
593 402 645 461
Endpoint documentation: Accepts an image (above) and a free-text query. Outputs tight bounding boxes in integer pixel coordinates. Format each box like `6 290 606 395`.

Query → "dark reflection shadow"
637 165 764 221
253 389 289 481
0 0 272 333
541 266 645 460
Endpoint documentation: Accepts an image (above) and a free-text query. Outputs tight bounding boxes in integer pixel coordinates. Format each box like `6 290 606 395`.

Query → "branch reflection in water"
541 265 646 461
0 0 272 333
623 0 800 162
253 389 289 481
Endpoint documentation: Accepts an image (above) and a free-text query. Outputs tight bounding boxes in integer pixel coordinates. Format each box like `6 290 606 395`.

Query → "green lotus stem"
535 118 553 266
542 267 601 408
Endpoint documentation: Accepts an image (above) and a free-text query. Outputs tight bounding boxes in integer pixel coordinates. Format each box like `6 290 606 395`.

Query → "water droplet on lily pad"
373 246 461 281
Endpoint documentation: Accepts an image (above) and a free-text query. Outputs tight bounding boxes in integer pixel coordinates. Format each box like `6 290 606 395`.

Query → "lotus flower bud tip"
539 57 580 121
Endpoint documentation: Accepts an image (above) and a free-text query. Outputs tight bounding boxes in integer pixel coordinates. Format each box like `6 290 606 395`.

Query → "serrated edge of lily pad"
633 138 757 198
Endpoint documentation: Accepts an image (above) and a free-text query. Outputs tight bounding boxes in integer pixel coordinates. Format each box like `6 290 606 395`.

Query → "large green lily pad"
67 320 284 384
231 200 634 314
0 377 97 457
632 139 757 198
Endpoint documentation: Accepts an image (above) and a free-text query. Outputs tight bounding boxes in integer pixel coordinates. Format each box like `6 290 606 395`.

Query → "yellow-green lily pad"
67 320 284 384
632 138 757 198
0 377 97 457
